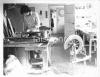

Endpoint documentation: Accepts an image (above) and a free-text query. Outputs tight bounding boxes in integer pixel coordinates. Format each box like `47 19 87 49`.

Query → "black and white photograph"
1 0 100 77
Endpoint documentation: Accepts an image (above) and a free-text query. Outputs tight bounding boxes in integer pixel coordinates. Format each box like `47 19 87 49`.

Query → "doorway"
48 5 64 34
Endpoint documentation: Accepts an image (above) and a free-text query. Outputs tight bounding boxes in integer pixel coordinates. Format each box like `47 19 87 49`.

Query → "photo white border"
0 0 100 77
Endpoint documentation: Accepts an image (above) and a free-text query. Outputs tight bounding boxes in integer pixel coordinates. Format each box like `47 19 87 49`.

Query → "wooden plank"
64 5 75 39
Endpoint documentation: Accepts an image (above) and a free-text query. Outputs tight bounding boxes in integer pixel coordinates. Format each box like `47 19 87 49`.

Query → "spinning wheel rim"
64 35 84 53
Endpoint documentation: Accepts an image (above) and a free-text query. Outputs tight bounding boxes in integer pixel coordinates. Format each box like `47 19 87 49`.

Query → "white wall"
75 2 97 33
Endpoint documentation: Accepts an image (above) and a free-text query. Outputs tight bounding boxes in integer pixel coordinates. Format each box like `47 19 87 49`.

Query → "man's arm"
23 17 29 32
35 12 40 28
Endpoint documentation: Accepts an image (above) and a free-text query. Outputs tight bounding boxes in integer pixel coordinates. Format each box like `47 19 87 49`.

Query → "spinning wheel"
64 35 90 63
64 35 83 53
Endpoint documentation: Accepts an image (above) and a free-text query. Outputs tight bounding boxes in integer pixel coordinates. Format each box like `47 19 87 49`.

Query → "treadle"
31 59 43 70
30 58 43 63
31 64 43 69
72 56 91 63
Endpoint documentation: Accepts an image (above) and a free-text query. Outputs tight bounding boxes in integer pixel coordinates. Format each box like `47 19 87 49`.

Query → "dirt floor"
4 35 97 77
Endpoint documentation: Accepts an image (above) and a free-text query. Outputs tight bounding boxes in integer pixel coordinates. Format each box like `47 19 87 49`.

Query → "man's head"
20 5 31 15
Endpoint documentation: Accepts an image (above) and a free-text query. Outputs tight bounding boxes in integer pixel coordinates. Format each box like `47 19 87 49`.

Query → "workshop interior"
3 3 97 76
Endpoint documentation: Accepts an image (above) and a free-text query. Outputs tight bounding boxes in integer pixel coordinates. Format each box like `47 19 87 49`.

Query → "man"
20 5 40 32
